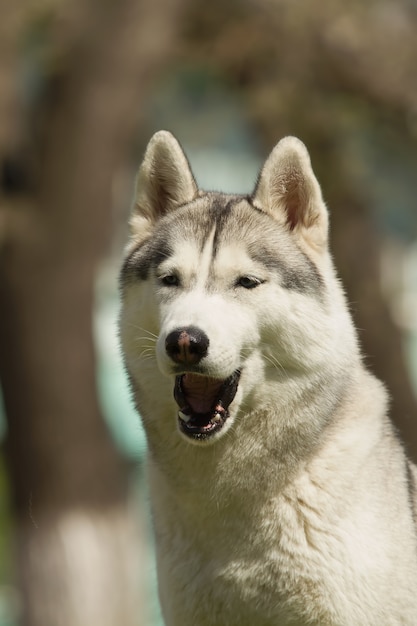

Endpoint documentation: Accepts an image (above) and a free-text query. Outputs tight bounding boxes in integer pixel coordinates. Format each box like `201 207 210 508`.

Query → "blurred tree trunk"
0 0 186 624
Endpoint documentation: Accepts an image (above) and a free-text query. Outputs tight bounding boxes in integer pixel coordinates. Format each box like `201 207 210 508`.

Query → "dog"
119 131 417 625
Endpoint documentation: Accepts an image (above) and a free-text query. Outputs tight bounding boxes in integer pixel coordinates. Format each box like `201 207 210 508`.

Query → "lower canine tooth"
178 410 191 423
213 413 222 423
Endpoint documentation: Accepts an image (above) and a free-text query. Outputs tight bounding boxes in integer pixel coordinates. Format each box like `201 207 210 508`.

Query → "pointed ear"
252 136 328 249
129 130 198 240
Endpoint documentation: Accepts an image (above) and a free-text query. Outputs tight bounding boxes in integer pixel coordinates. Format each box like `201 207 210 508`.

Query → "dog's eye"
236 276 263 289
161 274 180 287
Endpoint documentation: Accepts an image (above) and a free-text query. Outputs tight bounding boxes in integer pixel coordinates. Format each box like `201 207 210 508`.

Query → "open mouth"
174 370 241 441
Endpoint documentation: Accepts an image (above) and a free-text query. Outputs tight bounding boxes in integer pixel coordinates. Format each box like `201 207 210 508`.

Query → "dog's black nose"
165 326 209 365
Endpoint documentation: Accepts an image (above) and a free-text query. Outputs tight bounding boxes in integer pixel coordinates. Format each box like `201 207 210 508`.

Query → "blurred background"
1 0 417 624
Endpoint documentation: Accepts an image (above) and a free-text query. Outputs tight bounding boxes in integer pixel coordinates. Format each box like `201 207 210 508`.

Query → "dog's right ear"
129 131 198 240
252 137 328 250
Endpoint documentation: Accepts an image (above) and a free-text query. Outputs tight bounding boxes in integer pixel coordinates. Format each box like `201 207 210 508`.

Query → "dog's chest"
154 490 347 626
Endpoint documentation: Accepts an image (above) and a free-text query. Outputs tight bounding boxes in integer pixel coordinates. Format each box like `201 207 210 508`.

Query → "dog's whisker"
138 348 155 360
134 339 157 348
263 354 287 377
127 323 159 340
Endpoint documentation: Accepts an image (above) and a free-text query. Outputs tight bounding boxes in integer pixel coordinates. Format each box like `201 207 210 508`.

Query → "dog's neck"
145 362 361 522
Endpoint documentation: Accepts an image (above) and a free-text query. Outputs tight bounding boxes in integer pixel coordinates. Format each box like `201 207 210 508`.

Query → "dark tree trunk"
0 0 187 623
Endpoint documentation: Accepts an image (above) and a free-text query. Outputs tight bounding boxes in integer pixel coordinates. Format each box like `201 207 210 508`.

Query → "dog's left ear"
252 137 328 249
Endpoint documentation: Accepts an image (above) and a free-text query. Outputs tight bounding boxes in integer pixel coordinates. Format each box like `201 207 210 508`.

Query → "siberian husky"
119 131 417 625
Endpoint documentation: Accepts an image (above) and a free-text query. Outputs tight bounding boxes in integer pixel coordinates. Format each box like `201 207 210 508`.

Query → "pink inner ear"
279 173 319 232
285 187 303 231
277 175 308 231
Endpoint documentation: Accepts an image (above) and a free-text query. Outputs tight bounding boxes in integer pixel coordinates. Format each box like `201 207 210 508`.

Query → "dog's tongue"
181 373 223 414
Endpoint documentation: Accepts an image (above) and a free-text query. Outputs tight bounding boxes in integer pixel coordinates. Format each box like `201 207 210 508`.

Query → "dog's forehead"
165 193 279 249
155 193 305 275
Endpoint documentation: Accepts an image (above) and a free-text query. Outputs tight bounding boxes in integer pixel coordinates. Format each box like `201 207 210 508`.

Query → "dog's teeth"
212 412 222 423
178 410 191 423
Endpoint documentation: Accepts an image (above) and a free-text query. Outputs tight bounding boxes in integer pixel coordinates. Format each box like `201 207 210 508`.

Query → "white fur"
119 132 417 625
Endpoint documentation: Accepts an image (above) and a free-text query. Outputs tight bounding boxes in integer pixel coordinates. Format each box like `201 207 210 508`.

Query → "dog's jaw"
174 370 241 443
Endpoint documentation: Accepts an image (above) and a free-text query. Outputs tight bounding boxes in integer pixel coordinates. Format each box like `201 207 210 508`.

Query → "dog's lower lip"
174 370 240 439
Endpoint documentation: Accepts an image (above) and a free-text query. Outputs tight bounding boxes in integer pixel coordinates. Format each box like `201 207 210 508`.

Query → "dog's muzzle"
164 325 240 440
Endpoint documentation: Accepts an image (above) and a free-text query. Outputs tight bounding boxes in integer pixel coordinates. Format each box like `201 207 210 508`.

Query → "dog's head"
119 131 356 445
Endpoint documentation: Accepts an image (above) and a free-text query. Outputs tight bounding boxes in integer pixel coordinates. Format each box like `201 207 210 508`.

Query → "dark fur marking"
210 196 241 257
405 460 417 530
119 241 144 284
249 245 322 295
120 238 173 283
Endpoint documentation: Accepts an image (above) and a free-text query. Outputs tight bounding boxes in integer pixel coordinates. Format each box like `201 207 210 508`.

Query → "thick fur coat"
119 131 417 625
